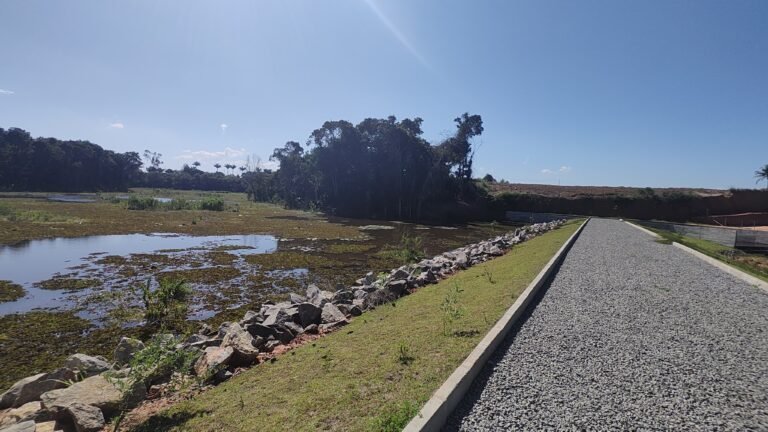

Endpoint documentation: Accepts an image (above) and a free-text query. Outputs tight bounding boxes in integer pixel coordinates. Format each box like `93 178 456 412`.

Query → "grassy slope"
132 220 582 432
647 227 768 282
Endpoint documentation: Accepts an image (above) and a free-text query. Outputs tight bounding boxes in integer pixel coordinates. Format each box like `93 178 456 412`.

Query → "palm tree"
755 164 768 189
192 161 201 169
214 163 221 173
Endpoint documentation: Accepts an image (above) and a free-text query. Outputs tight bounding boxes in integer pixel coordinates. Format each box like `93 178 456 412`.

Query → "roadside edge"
403 218 590 432
625 220 768 294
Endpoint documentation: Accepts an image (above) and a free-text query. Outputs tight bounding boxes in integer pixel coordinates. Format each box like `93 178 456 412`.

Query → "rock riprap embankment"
447 218 768 431
0 221 565 431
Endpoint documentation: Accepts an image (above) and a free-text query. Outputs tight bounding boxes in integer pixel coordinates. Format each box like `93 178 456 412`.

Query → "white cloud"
177 147 248 161
541 168 553 174
0 89 14 95
559 166 572 173
220 123 228 133
109 122 125 129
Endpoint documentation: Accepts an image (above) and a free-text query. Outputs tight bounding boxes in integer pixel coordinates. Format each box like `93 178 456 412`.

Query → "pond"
0 218 515 389
0 233 277 316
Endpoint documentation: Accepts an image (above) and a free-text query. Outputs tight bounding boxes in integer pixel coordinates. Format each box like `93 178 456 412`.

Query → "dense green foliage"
0 127 142 191
268 113 485 220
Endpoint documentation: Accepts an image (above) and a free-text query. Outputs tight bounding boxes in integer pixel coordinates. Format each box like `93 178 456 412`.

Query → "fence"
635 220 768 252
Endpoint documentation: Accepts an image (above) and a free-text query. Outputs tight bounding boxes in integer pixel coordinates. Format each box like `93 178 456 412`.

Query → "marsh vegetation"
0 190 514 388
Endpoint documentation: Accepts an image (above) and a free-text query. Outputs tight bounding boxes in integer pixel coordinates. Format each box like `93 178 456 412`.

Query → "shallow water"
0 233 277 315
46 194 96 203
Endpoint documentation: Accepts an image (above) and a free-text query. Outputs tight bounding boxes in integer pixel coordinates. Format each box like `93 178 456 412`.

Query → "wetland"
0 189 513 388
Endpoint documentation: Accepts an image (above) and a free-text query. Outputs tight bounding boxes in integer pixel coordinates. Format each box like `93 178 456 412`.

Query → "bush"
199 197 225 211
126 196 158 210
138 278 192 330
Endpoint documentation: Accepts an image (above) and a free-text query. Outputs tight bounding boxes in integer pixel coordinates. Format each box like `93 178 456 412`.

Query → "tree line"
268 113 486 220
0 114 488 221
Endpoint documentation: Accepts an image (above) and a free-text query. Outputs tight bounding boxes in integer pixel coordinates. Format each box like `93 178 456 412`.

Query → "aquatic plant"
138 278 192 330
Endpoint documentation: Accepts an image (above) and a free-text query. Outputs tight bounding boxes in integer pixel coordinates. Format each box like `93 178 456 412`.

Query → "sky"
0 0 766 188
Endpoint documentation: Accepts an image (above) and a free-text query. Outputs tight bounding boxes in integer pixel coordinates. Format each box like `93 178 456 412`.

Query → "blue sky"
0 0 766 188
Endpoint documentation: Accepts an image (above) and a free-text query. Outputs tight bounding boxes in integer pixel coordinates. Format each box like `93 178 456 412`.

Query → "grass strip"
130 220 582 432
645 226 768 283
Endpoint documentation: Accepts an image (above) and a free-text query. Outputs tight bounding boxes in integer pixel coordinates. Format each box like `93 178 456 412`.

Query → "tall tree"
755 164 768 189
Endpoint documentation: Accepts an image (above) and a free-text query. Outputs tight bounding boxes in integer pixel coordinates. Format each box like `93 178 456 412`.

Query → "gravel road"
446 218 768 431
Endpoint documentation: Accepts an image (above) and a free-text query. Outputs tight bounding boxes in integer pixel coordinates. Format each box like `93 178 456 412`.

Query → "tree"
755 164 768 189
192 161 201 169
482 174 496 183
239 166 246 174
214 163 221 173
143 150 163 172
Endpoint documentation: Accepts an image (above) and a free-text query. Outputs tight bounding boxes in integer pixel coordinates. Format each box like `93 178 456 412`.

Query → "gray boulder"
305 284 320 300
221 323 261 366
193 346 233 378
282 321 304 337
289 293 307 304
0 368 75 409
0 421 35 432
40 375 124 416
64 354 111 377
295 303 321 327
392 267 410 280
303 324 319 334
321 303 347 324
262 304 297 327
245 323 276 340
0 401 48 428
336 303 362 317
332 290 354 304
385 280 408 297
113 337 145 366
240 310 262 325
66 402 105 432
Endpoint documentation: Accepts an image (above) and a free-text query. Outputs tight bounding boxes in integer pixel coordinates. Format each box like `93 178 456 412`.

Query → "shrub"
440 282 465 336
138 278 191 330
126 196 158 210
199 197 225 211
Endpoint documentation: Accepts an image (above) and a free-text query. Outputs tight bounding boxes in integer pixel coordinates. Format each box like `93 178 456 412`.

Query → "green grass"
130 220 582 432
645 225 768 282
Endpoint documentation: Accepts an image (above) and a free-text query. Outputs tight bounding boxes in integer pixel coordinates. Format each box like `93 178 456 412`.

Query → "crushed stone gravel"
446 218 768 431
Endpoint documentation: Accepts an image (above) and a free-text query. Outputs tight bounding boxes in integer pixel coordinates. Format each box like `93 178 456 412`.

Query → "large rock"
113 337 145 366
0 401 48 428
0 368 75 409
392 267 410 280
306 285 333 307
245 323 276 339
40 375 123 416
336 303 362 317
193 346 233 378
295 303 321 327
33 421 56 432
321 303 346 324
289 293 306 304
0 420 35 432
221 323 261 366
66 402 105 432
262 305 297 328
64 354 111 378
385 280 408 297
331 290 354 304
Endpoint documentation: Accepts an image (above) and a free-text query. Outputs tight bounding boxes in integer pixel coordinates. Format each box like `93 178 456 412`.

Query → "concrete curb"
403 218 590 432
625 221 768 294
624 220 660 238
